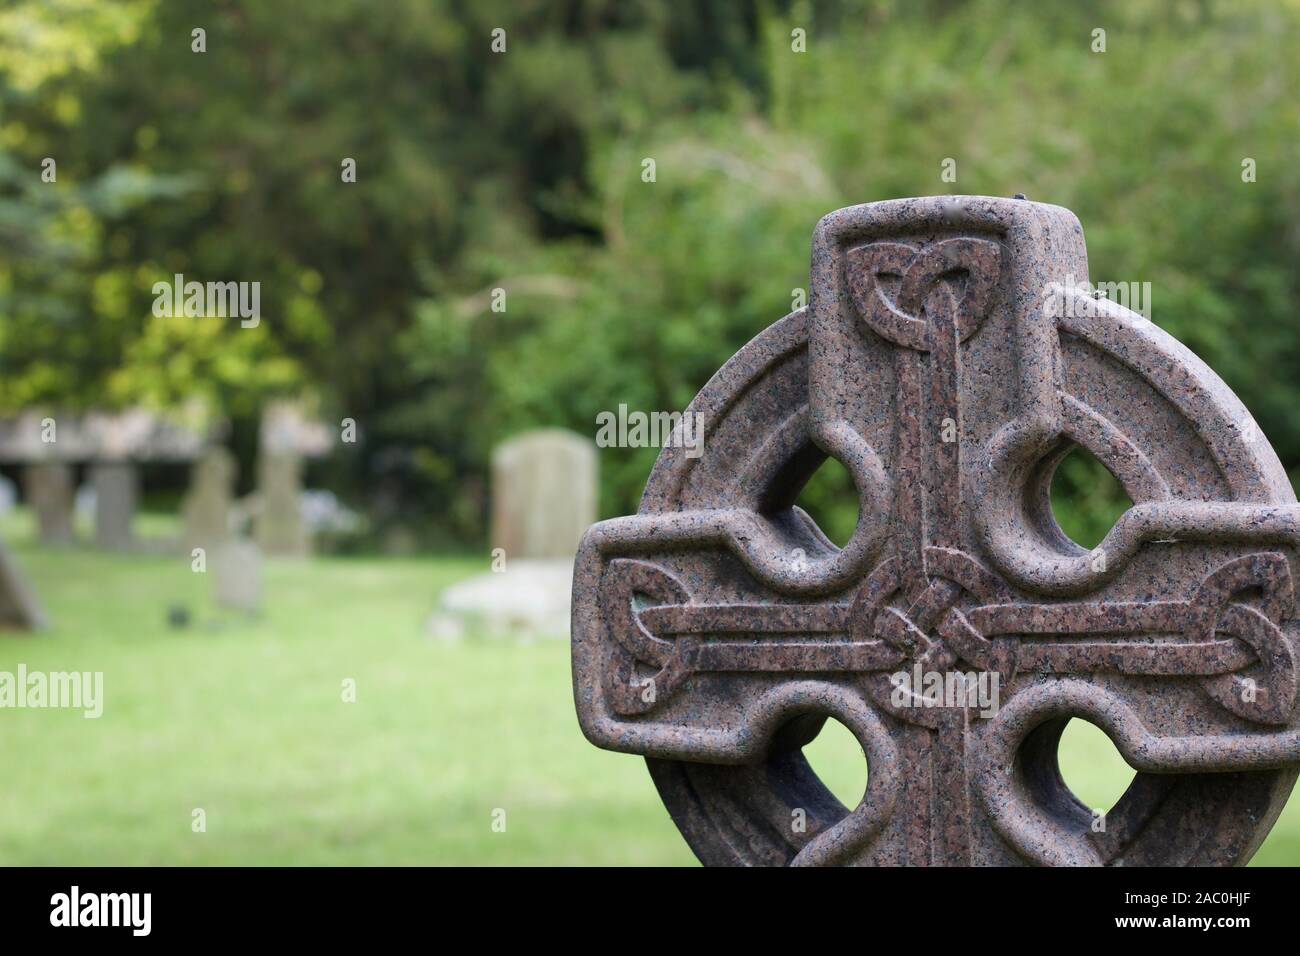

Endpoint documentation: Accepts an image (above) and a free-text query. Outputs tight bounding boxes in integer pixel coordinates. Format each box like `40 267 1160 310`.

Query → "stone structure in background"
428 428 597 640
74 482 96 526
212 538 263 615
0 406 211 550
0 407 210 464
182 447 236 550
0 475 16 516
0 540 48 629
91 462 138 551
430 560 575 641
491 429 596 560
254 401 332 557
22 462 74 545
572 196 1300 866
256 452 308 557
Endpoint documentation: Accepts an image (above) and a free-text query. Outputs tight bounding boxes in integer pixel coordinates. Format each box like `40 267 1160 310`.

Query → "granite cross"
572 196 1300 866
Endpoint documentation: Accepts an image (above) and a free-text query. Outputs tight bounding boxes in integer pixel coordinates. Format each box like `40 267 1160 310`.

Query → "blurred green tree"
1 0 1296 548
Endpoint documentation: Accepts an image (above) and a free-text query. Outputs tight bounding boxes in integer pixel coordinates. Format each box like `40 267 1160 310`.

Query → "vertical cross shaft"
862 239 1000 865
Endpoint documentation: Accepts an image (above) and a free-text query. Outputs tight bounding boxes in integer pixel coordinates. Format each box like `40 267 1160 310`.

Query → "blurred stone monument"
432 559 577 640
0 463 48 630
84 406 207 551
182 446 236 550
23 462 75 545
0 406 211 628
0 474 16 515
193 447 262 617
0 407 210 550
254 401 331 557
490 429 597 560
428 428 596 640
212 538 263 615
256 452 308 556
91 462 137 551
0 541 47 630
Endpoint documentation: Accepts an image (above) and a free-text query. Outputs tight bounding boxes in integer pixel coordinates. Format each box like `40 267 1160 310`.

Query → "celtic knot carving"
602 548 1297 727
846 237 1002 350
572 196 1300 866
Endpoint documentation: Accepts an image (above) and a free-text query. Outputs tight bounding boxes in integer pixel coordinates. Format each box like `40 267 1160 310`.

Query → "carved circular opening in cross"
571 196 1300 866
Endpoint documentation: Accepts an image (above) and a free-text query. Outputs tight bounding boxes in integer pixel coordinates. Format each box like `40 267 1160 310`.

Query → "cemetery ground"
2 508 1299 866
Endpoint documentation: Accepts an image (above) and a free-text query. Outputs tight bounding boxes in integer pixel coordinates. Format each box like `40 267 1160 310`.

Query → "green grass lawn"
0 510 1297 865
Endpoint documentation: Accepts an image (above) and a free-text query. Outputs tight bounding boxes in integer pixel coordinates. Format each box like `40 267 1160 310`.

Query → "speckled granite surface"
572 196 1300 865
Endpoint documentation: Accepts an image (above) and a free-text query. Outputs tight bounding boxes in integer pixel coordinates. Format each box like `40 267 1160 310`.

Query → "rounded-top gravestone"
492 429 595 561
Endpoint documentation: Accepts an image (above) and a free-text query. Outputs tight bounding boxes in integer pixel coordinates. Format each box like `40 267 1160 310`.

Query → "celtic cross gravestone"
571 196 1300 866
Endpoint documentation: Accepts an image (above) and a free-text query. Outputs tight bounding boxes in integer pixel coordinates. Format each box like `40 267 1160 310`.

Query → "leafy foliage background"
1 0 1296 548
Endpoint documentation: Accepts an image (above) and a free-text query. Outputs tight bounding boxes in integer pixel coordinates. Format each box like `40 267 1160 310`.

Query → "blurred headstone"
0 539 48 630
0 475 16 515
490 429 596 560
427 429 596 641
23 463 75 545
212 538 262 614
182 447 236 549
429 559 574 641
91 461 138 551
256 452 309 556
254 401 332 557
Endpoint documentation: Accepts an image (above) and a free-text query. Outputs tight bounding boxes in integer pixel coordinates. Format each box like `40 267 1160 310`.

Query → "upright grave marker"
212 538 263 616
256 452 307 556
491 428 596 560
181 446 237 550
91 462 138 551
0 541 48 630
572 196 1300 866
429 429 597 639
23 462 75 545
255 401 331 557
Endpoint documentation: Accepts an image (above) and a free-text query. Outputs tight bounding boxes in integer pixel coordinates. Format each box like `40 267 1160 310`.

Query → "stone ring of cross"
571 196 1300 866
